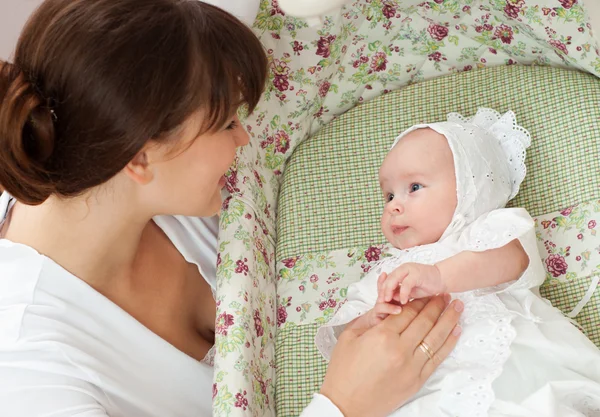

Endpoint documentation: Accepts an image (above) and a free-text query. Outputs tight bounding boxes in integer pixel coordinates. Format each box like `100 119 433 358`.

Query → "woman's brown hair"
0 0 267 205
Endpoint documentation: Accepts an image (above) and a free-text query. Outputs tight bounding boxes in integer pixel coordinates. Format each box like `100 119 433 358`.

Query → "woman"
0 1 462 416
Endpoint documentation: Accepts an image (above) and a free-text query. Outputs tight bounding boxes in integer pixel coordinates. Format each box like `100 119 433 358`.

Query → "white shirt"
0 193 218 417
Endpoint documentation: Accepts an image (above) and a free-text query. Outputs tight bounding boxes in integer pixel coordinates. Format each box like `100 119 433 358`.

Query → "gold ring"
418 341 435 361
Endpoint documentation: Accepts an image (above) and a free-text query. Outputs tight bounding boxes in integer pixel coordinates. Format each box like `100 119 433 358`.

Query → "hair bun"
0 62 56 205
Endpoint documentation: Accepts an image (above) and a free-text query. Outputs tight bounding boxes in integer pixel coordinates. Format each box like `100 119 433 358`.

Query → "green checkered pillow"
275 65 600 416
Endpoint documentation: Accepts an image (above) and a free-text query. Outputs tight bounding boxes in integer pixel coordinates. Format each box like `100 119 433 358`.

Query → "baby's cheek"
382 226 396 247
380 213 389 232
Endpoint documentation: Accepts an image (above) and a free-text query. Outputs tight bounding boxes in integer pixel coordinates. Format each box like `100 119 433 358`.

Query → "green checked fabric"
277 65 600 260
275 323 327 417
275 65 600 417
540 274 600 347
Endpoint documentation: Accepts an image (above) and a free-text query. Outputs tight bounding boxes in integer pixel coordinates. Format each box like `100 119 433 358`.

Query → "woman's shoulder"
0 239 144 353
0 239 46 307
0 241 100 343
0 242 112 413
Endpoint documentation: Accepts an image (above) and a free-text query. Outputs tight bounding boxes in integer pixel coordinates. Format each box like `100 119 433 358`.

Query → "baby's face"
379 128 457 249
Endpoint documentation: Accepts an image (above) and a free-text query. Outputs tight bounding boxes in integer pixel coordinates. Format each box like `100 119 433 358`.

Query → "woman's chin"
180 195 222 218
189 186 228 218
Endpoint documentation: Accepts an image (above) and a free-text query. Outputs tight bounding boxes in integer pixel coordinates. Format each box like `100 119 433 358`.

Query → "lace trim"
438 291 517 416
447 108 531 200
201 345 216 367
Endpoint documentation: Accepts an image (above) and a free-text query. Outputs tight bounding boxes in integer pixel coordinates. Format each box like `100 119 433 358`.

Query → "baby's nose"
388 199 404 215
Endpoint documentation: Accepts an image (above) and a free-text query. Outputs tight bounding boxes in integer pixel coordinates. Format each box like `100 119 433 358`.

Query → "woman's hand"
319 295 463 417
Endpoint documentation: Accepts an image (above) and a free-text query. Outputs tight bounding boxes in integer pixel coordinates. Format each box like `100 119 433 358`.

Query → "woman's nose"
237 129 250 147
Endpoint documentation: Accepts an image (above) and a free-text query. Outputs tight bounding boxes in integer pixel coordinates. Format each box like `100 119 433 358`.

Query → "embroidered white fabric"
315 208 542 417
201 346 216 367
446 109 530 201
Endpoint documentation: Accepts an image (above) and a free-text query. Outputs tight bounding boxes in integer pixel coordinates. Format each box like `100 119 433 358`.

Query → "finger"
380 297 430 335
399 275 417 305
383 279 398 303
377 272 388 302
374 302 403 318
383 269 408 302
420 325 461 380
398 295 450 348
344 298 407 336
344 312 375 336
411 287 433 300
414 299 463 369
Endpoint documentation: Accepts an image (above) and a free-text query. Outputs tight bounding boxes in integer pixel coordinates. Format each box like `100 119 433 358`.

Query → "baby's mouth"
391 225 408 235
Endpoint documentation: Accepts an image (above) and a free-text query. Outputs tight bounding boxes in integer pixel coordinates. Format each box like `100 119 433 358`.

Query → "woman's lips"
218 175 227 187
391 225 408 235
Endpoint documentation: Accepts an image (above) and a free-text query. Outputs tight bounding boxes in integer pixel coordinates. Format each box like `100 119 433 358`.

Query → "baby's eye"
409 183 423 193
385 193 394 202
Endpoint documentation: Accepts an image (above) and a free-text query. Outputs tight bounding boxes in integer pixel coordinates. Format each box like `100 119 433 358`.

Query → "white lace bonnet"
390 108 531 238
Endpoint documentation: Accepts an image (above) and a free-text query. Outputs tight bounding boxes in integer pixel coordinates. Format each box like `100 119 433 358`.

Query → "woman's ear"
123 150 154 185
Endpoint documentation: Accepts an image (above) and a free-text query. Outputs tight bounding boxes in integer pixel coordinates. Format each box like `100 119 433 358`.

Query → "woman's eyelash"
226 120 238 130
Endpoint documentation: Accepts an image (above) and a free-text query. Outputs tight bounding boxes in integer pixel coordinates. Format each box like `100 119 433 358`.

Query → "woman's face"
140 110 249 218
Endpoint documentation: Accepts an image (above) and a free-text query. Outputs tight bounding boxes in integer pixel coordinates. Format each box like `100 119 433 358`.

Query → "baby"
315 109 600 416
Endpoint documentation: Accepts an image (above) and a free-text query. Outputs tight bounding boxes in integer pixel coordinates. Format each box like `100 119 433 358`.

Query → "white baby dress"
315 109 600 417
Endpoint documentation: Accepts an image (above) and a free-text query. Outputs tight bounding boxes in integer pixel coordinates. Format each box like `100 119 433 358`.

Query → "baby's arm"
437 238 529 293
379 239 528 304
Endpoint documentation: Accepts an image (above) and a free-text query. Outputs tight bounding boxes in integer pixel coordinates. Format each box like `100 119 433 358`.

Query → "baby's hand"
363 301 403 328
377 263 447 305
